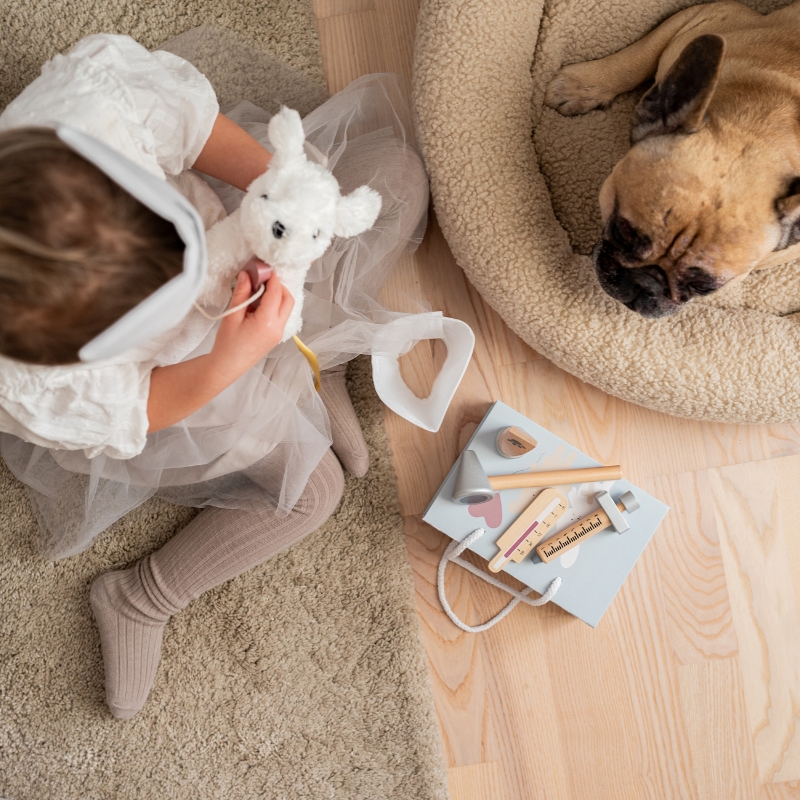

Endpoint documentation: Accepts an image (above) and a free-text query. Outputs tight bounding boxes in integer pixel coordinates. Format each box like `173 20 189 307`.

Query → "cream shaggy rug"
0 0 326 110
414 0 800 424
0 4 449 797
0 359 449 800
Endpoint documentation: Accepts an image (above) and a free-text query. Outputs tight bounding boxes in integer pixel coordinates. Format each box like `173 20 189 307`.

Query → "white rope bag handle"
437 527 562 633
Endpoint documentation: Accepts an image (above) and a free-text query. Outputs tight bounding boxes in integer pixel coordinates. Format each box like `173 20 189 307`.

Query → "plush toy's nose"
272 221 286 239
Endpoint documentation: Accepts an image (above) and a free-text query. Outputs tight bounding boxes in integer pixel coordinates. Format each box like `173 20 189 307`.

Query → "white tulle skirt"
0 27 429 560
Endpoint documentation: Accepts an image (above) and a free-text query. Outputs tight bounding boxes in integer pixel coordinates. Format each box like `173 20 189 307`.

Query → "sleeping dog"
545 1 800 317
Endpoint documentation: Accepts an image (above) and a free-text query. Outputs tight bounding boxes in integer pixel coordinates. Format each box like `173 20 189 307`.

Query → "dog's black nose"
632 264 669 296
593 239 678 317
272 221 286 239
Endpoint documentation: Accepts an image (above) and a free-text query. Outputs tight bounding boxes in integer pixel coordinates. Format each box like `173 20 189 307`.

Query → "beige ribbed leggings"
90 447 344 719
89 367 356 720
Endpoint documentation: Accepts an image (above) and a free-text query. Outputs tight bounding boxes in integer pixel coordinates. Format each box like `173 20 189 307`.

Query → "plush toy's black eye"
261 194 269 200
313 229 320 239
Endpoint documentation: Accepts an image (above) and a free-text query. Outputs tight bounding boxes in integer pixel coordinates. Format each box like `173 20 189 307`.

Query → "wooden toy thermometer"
489 488 568 573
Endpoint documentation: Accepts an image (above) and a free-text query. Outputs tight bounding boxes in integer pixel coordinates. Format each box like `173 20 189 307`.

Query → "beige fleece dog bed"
413 0 800 423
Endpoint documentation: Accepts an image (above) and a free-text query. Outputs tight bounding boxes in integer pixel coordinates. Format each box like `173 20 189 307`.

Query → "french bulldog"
545 1 800 317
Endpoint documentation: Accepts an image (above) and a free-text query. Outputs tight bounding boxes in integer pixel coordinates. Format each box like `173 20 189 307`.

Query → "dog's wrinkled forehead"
606 124 786 268
605 139 707 233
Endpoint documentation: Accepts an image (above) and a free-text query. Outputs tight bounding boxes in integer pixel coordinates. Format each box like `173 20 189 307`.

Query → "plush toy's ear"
333 185 382 238
268 106 306 167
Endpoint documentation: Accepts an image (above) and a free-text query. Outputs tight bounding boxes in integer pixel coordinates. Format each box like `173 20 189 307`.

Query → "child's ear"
333 185 382 238
268 106 306 168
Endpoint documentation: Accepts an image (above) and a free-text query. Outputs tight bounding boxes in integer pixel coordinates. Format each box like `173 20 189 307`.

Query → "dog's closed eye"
608 214 652 259
776 178 800 221
682 267 718 295
261 193 269 200
610 216 636 246
773 178 800 249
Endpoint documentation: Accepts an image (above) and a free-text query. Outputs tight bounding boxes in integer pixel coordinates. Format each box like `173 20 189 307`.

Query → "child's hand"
148 267 294 433
208 268 295 382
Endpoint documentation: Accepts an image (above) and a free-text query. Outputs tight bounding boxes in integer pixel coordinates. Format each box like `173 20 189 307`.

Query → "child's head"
0 127 185 365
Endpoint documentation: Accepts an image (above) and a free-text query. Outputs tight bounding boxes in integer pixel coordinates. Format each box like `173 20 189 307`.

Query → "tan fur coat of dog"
546 1 800 316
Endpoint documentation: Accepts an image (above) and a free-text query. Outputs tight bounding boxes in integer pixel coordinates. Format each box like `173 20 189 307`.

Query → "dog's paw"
544 64 617 116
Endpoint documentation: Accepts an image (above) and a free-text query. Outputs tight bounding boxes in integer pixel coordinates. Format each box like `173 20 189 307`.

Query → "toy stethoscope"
58 125 473 431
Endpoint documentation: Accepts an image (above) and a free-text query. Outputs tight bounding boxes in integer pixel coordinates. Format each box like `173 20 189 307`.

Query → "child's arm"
146 269 294 433
191 113 273 192
148 115 295 433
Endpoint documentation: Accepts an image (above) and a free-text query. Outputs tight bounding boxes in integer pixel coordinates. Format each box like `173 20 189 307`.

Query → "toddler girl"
0 30 428 719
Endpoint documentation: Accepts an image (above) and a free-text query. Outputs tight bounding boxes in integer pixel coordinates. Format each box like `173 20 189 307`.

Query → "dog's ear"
775 178 800 249
631 34 725 143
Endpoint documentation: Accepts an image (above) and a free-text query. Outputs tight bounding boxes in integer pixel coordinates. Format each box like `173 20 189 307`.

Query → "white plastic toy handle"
371 313 475 432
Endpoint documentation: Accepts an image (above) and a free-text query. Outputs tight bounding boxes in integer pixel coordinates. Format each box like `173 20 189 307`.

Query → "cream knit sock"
89 563 172 720
90 449 344 719
320 363 369 478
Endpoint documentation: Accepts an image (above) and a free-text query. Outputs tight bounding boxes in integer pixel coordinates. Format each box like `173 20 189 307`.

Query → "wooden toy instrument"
489 488 569 572
536 490 640 563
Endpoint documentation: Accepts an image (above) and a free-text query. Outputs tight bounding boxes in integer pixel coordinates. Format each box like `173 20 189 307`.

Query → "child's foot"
89 565 171 720
320 363 369 477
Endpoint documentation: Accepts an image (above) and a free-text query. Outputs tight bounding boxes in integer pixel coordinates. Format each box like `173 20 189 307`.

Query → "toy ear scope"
56 125 209 363
56 127 473 430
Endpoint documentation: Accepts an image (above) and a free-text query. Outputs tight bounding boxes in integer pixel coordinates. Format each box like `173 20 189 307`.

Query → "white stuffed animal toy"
200 106 382 340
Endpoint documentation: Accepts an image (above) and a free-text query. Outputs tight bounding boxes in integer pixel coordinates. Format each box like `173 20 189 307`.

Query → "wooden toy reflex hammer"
452 450 623 504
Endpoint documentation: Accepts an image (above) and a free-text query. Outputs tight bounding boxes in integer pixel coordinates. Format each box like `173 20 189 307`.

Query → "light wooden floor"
313 2 800 798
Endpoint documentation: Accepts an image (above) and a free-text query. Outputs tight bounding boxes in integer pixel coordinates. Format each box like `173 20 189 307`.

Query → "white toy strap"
437 527 562 634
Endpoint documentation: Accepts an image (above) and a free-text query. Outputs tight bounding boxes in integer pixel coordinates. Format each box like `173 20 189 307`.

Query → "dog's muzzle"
592 239 681 318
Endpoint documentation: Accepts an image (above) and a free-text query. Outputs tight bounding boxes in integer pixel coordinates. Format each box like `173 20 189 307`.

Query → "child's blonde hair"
0 127 185 365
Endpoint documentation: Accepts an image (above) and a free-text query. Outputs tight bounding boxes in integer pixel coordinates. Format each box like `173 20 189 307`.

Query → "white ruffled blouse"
0 33 222 459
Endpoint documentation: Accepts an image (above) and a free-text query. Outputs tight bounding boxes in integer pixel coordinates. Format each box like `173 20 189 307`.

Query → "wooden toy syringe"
536 490 641 563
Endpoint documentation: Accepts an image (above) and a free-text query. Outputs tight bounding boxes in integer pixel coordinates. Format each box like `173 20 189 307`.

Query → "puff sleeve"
0 357 155 459
0 33 219 177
